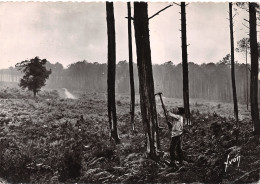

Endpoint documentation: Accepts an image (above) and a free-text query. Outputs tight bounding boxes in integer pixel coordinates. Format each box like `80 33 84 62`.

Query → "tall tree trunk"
229 3 239 123
127 2 136 133
246 46 248 110
134 2 160 160
181 2 190 124
106 2 120 144
249 2 260 135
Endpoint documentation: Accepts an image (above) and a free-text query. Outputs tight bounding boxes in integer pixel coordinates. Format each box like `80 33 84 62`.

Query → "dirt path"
62 88 77 99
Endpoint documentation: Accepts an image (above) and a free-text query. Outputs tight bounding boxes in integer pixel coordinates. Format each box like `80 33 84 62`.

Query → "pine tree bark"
249 2 260 135
229 3 239 123
134 2 160 160
106 2 120 143
181 2 190 124
246 46 248 110
127 2 136 133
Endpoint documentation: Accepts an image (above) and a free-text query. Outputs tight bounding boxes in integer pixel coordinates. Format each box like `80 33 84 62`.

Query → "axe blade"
155 92 163 96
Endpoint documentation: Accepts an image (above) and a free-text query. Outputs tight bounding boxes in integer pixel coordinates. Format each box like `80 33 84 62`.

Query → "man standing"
168 107 185 167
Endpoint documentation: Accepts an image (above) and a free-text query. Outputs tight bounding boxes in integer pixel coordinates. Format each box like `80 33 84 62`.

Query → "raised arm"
168 112 180 121
158 111 172 130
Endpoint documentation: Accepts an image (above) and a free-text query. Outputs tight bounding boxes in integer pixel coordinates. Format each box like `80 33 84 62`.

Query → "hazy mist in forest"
0 2 252 69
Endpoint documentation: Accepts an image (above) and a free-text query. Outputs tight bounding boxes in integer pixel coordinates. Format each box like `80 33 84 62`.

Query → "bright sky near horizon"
0 2 257 69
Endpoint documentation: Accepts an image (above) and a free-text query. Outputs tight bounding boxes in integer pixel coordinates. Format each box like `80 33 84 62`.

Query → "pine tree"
181 2 191 124
229 3 239 123
106 2 120 143
134 2 160 159
15 57 51 97
249 2 259 135
127 2 136 133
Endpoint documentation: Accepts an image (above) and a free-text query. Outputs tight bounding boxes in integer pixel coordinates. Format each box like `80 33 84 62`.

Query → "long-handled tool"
155 92 172 130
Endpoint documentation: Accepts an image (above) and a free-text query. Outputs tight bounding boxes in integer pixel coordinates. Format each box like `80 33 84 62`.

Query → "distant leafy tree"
218 54 231 65
236 38 260 60
15 57 51 97
236 38 250 53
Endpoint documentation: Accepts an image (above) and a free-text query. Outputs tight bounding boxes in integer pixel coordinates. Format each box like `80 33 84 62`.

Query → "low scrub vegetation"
0 88 259 183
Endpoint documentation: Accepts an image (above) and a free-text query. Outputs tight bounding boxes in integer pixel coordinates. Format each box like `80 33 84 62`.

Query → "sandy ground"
62 88 77 99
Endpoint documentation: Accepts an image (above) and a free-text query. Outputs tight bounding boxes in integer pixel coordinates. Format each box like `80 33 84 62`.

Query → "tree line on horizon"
0 58 258 105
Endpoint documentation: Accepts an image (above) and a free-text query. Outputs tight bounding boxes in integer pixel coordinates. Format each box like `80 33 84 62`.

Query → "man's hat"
177 107 185 115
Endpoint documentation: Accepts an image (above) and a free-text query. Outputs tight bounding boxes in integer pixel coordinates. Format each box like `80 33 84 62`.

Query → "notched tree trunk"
134 2 160 160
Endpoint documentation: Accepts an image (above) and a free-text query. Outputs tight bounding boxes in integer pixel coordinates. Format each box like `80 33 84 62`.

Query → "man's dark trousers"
170 135 183 165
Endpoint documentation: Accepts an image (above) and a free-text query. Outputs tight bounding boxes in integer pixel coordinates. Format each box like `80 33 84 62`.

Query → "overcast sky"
0 2 256 69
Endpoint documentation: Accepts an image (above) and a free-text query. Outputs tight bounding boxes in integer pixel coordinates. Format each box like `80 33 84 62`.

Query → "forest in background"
0 58 258 104
0 2 259 183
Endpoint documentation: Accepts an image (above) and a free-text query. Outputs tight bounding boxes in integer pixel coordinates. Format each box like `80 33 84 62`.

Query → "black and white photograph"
0 1 259 183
